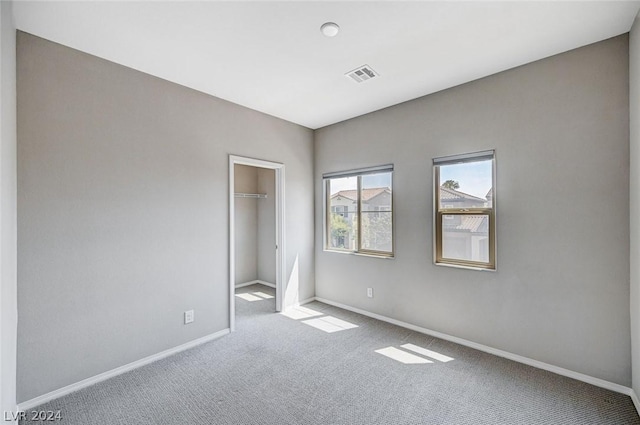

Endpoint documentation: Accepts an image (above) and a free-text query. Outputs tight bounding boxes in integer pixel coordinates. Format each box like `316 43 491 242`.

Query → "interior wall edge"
1 0 18 421
630 12 640 402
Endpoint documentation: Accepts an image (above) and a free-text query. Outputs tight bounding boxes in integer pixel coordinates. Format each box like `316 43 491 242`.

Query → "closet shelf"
234 193 267 199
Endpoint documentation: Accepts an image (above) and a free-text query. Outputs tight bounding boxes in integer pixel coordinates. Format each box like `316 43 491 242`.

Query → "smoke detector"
320 22 340 37
345 65 379 83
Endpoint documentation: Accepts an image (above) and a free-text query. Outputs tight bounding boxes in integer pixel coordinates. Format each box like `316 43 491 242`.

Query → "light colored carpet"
20 283 640 424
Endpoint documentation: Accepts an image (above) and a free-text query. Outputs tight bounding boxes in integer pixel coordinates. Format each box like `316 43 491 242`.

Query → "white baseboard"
235 280 276 289
294 296 316 307
256 280 276 288
280 296 315 313
631 389 640 414
235 280 259 289
315 296 634 397
17 328 230 411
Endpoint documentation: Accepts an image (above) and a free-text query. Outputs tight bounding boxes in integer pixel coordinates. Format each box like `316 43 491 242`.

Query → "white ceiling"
13 1 640 129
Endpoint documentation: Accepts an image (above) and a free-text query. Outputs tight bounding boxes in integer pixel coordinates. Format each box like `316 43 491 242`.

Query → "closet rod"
234 193 267 199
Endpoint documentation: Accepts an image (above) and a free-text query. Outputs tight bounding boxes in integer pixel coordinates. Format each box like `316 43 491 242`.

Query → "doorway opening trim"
229 155 285 332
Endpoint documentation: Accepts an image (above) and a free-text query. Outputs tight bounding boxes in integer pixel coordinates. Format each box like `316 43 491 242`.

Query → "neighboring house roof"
331 187 390 202
440 186 487 202
453 215 488 233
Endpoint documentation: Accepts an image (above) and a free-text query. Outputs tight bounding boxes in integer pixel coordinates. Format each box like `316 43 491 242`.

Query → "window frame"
324 166 394 258
433 151 496 270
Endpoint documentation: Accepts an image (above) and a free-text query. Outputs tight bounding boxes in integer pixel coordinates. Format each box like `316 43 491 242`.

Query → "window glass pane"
327 177 357 250
361 173 392 252
439 159 493 209
442 214 489 263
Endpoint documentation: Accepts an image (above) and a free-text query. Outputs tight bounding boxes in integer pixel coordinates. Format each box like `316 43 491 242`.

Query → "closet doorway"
229 155 285 332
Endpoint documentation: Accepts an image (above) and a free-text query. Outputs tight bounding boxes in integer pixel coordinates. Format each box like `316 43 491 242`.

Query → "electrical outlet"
367 288 373 298
184 310 194 324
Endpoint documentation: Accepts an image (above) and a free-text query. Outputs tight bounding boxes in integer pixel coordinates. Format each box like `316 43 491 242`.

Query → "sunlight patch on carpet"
281 306 324 320
401 344 454 362
301 316 359 333
375 347 433 364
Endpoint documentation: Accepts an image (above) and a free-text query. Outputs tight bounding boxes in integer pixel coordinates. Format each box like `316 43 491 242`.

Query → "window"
324 165 393 257
331 205 349 218
433 151 495 270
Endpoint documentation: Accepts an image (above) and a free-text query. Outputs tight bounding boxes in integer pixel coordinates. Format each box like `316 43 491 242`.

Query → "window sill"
434 262 496 272
324 249 394 260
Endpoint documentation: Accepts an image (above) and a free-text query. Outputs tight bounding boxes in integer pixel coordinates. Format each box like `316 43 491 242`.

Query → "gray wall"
234 165 258 284
1 0 18 419
17 32 314 402
631 14 640 397
315 35 631 386
257 168 276 284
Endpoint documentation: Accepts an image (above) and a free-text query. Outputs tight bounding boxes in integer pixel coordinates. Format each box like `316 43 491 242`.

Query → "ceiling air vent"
346 65 379 83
